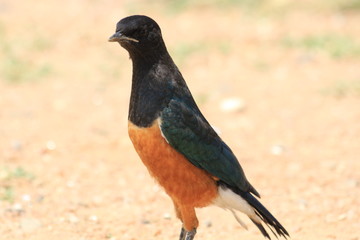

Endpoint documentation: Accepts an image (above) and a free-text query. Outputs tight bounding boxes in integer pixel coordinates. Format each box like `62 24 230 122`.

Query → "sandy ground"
1 1 360 239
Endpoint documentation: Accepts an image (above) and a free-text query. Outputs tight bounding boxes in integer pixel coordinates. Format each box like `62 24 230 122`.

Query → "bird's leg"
177 206 198 240
179 227 186 240
185 228 197 240
174 202 186 240
179 227 197 240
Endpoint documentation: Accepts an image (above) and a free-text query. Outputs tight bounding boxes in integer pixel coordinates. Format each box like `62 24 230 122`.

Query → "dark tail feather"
244 192 289 239
251 219 271 239
217 181 289 239
249 183 261 198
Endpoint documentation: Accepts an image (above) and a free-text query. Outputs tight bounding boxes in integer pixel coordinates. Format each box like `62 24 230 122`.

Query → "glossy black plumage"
109 15 289 240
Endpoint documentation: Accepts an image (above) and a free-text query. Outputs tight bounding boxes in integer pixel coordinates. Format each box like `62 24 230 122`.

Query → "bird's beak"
108 32 139 43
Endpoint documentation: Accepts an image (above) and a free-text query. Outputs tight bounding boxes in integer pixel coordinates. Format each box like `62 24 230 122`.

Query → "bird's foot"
179 227 196 240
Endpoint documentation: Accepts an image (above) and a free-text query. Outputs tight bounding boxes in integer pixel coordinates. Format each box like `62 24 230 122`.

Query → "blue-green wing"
160 99 259 196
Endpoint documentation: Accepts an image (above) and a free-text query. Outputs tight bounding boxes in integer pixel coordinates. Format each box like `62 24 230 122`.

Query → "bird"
109 15 289 240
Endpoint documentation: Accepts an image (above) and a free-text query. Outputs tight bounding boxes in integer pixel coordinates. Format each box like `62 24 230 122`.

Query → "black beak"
108 32 139 43
108 32 122 42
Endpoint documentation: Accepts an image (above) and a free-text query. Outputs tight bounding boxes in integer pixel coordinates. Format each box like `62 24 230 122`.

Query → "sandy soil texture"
1 1 359 239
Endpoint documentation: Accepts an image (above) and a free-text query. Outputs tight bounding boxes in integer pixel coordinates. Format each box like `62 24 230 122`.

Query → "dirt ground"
1 0 359 240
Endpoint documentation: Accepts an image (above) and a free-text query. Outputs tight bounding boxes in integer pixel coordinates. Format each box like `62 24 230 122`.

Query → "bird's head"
109 15 166 59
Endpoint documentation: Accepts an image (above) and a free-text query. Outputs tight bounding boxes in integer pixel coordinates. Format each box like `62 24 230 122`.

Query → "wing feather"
160 99 259 196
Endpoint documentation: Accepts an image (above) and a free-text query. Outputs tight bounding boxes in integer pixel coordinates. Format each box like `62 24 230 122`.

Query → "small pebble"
220 98 245 113
22 194 31 202
337 213 347 221
141 219 151 224
46 141 56 151
346 179 359 188
163 213 171 220
0 169 7 180
297 199 308 210
89 215 98 222
11 140 23 151
7 203 25 215
66 180 75 188
36 195 45 203
13 203 24 212
271 145 285 155
205 220 212 228
68 214 79 223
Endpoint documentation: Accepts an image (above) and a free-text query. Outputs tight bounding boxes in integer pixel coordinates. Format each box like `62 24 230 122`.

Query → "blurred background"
0 0 359 239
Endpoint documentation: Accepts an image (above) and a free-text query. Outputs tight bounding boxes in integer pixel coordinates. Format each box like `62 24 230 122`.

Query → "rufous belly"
128 119 218 207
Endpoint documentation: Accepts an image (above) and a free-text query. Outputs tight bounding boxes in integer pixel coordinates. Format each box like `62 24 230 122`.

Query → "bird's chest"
128 119 218 206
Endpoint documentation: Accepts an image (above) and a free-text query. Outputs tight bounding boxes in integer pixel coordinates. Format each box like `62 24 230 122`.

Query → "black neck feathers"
128 52 175 127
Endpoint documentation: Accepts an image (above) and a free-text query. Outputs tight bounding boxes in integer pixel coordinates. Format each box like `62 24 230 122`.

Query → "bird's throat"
127 51 175 128
128 63 169 128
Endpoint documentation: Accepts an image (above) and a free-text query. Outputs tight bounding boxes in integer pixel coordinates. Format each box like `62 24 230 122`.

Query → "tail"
214 183 289 239
244 191 289 239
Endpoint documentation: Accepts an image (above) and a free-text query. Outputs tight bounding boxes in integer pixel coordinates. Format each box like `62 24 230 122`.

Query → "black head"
109 15 167 59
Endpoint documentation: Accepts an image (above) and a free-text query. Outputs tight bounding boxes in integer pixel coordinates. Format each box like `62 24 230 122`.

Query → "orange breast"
128 119 218 207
